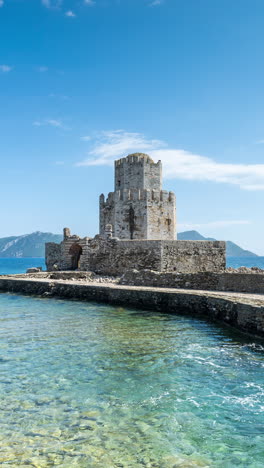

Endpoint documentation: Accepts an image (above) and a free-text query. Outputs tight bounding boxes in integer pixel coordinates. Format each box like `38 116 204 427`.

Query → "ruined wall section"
45 242 62 271
99 193 115 236
160 240 226 273
45 229 90 271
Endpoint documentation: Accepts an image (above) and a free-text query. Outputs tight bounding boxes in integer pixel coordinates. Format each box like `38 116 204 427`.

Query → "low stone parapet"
119 270 264 294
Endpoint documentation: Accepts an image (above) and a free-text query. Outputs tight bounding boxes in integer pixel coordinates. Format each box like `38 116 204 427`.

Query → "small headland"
0 269 264 339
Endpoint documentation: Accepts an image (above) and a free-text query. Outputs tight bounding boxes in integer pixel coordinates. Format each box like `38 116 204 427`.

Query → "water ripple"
0 293 264 467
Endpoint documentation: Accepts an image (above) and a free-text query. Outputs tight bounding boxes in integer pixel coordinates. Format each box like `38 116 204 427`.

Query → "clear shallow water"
0 294 264 467
0 258 46 275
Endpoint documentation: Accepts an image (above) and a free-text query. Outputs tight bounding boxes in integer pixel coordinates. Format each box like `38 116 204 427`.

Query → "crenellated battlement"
115 153 161 167
100 153 176 240
101 189 175 205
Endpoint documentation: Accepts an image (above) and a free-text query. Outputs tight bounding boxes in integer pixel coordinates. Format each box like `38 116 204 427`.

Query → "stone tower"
99 153 176 240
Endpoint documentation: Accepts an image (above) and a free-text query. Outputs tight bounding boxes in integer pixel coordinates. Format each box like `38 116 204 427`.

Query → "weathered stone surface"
46 237 226 275
99 153 176 240
120 269 264 294
0 277 263 338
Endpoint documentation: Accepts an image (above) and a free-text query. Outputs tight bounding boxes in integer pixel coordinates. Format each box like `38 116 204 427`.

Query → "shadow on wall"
69 244 83 270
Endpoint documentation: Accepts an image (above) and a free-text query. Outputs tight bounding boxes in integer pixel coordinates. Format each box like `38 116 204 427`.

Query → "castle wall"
99 153 174 239
86 238 162 275
160 240 226 273
147 191 176 240
46 236 225 275
100 188 176 240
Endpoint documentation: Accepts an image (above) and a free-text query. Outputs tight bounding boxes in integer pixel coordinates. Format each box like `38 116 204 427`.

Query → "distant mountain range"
178 230 258 257
0 232 63 258
0 230 258 258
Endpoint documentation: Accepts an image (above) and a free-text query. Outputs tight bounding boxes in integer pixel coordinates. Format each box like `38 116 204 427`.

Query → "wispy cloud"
0 1 4 8
41 0 62 9
65 10 76 17
81 136 92 141
33 119 67 129
0 65 12 73
49 93 69 100
76 130 163 166
84 0 95 5
36 66 48 73
178 220 251 231
149 0 163 6
76 130 264 191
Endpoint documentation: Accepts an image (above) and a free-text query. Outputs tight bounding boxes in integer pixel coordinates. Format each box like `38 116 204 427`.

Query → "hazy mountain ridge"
0 230 258 258
178 231 258 257
0 232 63 258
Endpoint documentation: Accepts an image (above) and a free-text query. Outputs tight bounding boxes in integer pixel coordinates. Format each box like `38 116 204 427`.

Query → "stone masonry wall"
120 269 264 294
161 240 226 273
85 239 225 275
87 238 162 275
100 153 176 240
100 189 176 240
45 242 62 271
46 237 226 275
114 154 162 191
147 191 176 240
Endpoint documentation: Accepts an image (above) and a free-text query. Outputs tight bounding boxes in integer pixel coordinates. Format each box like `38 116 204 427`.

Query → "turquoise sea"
0 293 264 467
0 256 264 275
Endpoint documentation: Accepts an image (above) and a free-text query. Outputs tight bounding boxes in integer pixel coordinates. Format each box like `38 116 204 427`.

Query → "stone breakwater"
0 275 264 338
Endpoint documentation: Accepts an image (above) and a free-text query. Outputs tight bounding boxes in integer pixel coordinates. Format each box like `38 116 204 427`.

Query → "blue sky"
1 0 264 254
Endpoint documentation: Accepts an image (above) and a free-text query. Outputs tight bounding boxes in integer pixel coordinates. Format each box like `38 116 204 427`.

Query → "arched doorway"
69 243 83 270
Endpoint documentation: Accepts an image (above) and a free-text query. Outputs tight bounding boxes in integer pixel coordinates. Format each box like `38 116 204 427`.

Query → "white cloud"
0 65 12 73
0 1 4 8
178 220 251 231
84 0 95 5
33 119 64 128
76 130 264 191
65 10 76 17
